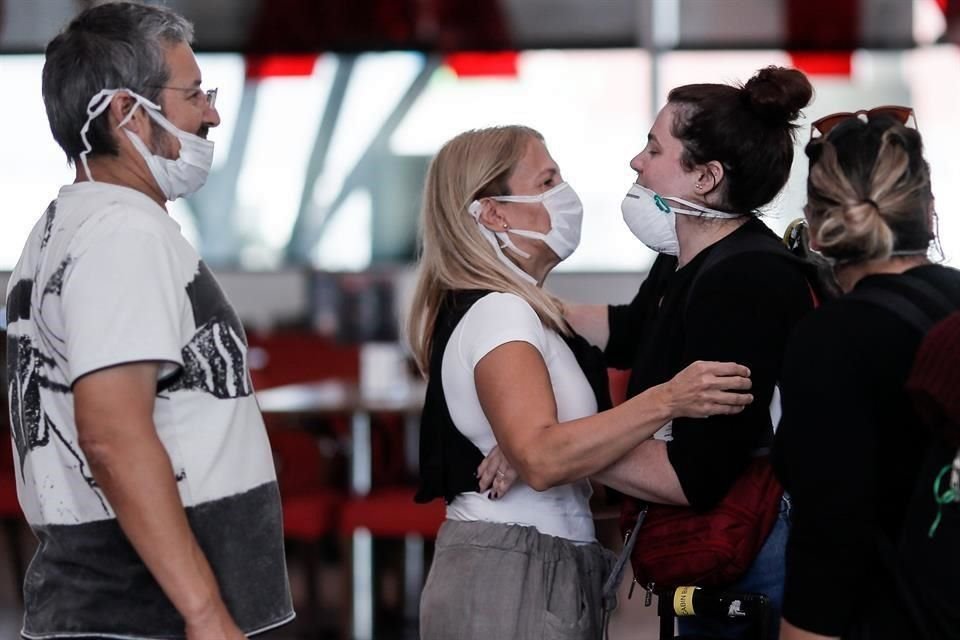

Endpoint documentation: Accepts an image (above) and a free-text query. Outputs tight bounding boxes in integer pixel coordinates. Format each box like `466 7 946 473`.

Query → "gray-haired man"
5 3 293 638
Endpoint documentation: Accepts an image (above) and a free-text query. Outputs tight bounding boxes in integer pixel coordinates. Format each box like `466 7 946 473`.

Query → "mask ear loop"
78 89 121 182
468 200 533 259
467 200 538 285
666 196 742 219
78 88 162 182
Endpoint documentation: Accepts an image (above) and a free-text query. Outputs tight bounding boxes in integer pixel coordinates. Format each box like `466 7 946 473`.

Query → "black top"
606 218 815 510
773 264 960 638
416 290 611 505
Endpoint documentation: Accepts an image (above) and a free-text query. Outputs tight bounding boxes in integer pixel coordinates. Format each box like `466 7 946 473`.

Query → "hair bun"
842 199 882 226
742 66 813 125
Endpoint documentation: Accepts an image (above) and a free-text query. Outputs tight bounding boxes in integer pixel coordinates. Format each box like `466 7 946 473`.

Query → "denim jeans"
676 494 791 640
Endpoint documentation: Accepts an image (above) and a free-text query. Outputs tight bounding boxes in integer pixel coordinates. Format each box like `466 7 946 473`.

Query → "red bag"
619 457 783 589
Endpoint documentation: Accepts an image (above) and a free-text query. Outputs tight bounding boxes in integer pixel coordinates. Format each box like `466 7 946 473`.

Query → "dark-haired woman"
564 66 818 639
776 111 960 640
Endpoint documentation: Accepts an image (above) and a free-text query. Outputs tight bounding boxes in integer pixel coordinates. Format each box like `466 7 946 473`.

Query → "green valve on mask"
654 194 671 213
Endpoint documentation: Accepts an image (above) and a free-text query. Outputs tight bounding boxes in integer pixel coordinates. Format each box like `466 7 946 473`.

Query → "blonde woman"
408 125 753 639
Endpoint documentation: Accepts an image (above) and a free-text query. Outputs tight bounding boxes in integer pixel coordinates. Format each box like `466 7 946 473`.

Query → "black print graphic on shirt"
40 200 56 249
6 255 250 517
6 290 108 515
162 262 253 399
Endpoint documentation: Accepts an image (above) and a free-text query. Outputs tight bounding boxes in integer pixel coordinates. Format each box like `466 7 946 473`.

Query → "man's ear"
475 198 510 232
109 92 147 136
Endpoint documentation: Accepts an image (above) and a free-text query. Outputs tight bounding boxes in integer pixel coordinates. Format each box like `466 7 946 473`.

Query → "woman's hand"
662 361 753 418
477 445 519 499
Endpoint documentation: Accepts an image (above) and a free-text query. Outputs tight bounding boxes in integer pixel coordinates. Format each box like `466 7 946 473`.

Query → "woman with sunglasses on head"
554 66 820 640
408 125 754 640
775 110 960 640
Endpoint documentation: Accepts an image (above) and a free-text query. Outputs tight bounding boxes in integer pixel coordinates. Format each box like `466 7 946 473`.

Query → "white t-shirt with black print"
5 182 294 639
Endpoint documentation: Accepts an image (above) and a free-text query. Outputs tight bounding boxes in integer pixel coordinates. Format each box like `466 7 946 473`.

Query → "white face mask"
490 181 584 260
79 88 215 201
621 183 742 255
467 181 584 285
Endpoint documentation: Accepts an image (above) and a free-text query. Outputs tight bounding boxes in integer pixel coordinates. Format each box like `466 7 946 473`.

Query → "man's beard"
149 123 208 158
150 126 178 159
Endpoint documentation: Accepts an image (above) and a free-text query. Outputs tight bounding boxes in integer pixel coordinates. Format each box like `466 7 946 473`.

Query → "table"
257 379 425 495
257 378 427 640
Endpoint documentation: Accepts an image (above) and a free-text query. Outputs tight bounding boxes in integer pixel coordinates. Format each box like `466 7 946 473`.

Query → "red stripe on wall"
788 52 853 76
443 51 518 78
245 54 319 80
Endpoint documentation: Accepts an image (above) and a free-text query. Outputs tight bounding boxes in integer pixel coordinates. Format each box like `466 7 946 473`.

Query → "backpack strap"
846 273 955 334
682 230 801 316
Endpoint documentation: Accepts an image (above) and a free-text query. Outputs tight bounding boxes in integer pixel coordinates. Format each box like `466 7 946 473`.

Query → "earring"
502 223 508 229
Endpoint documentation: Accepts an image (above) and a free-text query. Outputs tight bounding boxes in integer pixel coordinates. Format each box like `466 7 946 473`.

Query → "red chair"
249 330 360 466
338 487 445 640
0 430 25 603
247 330 359 391
268 428 345 636
339 487 444 539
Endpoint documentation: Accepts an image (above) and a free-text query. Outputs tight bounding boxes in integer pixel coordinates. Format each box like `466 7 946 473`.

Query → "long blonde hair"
406 125 568 376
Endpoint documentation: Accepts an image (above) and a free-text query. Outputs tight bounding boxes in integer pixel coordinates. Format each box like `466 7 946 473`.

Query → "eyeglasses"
149 86 218 109
809 105 915 139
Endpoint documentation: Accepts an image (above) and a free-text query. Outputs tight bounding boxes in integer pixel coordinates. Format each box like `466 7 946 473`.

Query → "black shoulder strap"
683 229 807 315
846 273 955 334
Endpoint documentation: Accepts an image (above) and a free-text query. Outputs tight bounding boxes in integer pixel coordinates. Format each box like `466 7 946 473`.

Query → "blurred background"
0 0 959 638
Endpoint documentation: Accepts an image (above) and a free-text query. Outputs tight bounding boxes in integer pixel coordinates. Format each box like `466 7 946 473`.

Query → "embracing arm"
475 341 750 491
563 304 610 351
75 364 245 640
564 256 671 360
592 439 688 504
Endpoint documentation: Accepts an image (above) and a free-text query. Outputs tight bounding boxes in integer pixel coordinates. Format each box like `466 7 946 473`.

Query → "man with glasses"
4 3 293 638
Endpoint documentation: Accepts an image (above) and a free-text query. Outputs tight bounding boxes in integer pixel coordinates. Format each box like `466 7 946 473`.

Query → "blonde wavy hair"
406 125 569 376
804 118 934 263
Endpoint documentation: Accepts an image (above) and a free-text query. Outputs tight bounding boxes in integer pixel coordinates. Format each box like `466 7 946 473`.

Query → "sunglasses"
809 105 916 139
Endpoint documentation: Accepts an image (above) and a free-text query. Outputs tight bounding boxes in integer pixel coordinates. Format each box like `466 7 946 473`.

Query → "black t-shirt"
773 264 960 638
606 217 815 510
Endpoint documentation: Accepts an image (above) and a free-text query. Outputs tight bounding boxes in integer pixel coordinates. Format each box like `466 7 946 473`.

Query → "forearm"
563 303 609 350
515 384 673 490
592 439 688 504
83 428 227 624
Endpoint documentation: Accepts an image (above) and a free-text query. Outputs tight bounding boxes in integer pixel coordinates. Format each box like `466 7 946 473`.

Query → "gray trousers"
420 520 616 640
